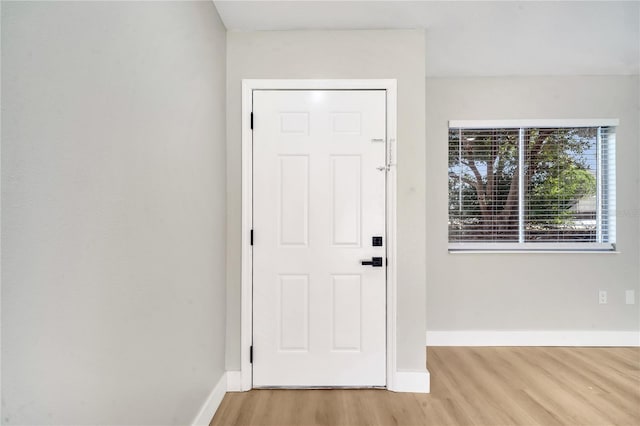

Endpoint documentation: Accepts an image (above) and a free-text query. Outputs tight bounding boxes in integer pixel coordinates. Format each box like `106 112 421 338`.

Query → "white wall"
226 30 427 371
426 75 640 333
1 1 227 424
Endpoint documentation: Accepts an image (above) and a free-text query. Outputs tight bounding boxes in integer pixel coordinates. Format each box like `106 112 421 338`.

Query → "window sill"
448 250 621 254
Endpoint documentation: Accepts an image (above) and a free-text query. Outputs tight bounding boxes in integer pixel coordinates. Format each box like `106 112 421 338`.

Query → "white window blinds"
448 121 616 251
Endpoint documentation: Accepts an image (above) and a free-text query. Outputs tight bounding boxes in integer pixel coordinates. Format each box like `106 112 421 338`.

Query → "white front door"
252 90 387 387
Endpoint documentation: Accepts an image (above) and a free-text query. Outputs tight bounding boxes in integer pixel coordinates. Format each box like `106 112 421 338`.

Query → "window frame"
447 119 618 253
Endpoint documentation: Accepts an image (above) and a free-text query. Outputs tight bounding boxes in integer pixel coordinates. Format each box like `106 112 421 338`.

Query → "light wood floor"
211 347 640 426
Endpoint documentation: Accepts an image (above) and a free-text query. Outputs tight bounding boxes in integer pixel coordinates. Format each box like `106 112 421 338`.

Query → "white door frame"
240 79 398 391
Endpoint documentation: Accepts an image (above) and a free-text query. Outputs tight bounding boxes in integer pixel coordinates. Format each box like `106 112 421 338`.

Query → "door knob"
361 257 383 267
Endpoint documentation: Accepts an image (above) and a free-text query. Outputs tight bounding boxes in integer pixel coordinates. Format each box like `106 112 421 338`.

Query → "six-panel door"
253 90 386 387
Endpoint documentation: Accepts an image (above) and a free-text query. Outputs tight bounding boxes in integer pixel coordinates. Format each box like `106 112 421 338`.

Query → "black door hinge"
250 112 253 130
250 346 253 364
250 229 253 246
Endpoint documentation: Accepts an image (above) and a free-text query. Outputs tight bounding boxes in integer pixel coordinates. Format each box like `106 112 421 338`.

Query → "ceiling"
214 1 640 76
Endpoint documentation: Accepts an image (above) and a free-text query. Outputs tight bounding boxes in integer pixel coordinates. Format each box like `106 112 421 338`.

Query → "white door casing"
240 79 402 392
252 90 387 387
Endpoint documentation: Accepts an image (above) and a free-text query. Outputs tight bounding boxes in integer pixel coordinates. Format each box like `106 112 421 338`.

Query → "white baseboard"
193 367 436 424
426 330 640 347
192 372 228 426
389 370 430 393
229 368 430 393
192 368 430 425
226 370 243 392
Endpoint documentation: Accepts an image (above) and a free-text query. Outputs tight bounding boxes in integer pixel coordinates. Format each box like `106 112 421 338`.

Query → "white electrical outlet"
626 290 635 305
599 290 607 304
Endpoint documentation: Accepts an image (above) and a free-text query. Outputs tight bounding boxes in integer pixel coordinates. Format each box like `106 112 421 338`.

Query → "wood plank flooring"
211 347 640 426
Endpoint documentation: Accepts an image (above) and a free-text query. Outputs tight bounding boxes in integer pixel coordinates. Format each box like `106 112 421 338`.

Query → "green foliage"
449 127 597 229
528 165 596 223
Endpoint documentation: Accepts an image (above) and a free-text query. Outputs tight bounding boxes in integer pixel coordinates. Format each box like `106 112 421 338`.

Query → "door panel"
332 274 362 351
278 275 309 351
331 155 361 246
253 90 386 387
278 156 309 246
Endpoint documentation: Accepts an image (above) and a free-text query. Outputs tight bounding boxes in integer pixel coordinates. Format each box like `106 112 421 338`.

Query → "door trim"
240 79 398 391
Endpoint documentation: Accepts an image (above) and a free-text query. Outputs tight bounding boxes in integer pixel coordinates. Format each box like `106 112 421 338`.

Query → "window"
448 120 617 251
